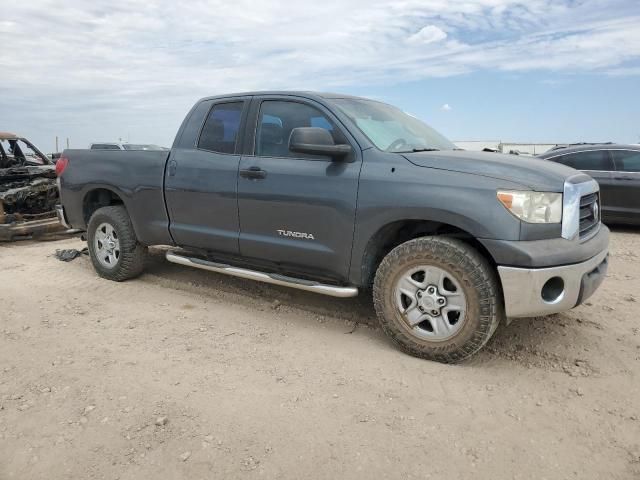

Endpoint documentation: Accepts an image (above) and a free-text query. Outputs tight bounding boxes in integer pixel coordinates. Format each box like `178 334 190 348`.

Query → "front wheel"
373 236 502 363
87 205 147 281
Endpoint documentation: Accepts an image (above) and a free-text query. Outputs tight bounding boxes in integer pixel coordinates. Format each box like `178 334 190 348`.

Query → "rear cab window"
198 102 245 154
91 144 121 150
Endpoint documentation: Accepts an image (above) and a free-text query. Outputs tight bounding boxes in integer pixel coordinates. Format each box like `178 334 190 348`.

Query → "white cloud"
605 66 640 76
407 25 447 45
441 104 452 111
1 0 639 149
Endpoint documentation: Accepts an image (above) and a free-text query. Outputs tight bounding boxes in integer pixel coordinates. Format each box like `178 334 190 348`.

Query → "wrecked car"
0 132 63 241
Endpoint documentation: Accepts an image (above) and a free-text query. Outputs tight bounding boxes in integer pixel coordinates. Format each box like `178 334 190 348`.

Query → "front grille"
579 192 600 239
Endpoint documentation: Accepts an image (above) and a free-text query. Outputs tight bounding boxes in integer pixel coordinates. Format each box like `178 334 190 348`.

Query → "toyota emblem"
592 201 599 221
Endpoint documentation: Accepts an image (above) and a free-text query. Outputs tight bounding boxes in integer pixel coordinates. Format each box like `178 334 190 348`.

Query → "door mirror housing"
289 127 352 159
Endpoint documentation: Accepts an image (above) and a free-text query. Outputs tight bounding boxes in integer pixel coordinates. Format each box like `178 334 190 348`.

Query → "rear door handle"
239 166 267 180
168 160 177 176
614 176 634 181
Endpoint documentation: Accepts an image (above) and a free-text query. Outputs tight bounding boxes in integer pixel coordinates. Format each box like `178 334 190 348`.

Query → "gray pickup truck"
56 91 609 363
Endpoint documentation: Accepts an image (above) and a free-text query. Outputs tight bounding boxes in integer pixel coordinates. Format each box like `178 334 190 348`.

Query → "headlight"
497 190 562 223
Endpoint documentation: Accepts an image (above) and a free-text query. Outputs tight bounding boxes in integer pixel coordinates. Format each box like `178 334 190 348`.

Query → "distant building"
454 140 560 155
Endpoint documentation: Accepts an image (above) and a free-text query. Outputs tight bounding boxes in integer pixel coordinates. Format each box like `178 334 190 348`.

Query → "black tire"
373 236 502 363
87 205 147 281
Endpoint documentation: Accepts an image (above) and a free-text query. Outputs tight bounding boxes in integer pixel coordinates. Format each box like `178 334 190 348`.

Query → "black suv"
538 144 640 225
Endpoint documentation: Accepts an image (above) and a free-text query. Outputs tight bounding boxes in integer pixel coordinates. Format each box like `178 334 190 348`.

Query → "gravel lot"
1 230 639 479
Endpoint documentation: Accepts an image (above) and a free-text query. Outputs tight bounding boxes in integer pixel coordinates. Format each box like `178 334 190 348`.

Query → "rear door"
610 149 640 222
236 97 362 282
164 97 249 253
553 150 616 219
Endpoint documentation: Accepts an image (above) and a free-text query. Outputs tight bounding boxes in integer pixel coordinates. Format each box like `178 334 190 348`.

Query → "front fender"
348 157 525 285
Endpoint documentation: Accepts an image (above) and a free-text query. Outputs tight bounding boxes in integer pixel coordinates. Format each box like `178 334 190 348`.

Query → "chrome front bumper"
498 248 608 318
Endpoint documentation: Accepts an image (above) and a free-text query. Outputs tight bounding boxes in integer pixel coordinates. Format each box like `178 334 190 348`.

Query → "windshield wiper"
394 147 441 153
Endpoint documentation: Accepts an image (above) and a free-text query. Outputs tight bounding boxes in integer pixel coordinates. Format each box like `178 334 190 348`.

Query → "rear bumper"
55 204 71 229
498 248 608 318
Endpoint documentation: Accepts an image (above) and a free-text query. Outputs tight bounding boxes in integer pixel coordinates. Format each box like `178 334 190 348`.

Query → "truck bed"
59 149 173 245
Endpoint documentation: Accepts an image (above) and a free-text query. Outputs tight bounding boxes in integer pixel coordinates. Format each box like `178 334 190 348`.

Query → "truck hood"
402 150 575 191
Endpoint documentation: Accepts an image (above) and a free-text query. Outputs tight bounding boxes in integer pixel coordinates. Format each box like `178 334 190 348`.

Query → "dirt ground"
1 230 639 480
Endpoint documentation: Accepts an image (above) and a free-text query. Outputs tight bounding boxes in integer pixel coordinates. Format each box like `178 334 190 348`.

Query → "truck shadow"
470 310 608 376
143 247 599 369
143 247 379 325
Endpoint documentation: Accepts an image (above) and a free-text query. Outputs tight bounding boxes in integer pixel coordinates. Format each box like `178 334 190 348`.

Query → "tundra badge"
277 229 315 240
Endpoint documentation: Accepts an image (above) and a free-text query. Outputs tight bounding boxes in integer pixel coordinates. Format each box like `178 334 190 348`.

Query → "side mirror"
289 127 352 159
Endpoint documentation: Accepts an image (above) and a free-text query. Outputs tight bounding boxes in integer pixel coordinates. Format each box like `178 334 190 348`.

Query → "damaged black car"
0 132 63 241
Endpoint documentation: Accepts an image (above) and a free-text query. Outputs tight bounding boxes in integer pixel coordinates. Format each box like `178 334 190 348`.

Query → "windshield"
333 99 457 153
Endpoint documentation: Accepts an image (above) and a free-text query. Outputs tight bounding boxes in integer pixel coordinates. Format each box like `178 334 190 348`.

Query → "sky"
1 0 640 152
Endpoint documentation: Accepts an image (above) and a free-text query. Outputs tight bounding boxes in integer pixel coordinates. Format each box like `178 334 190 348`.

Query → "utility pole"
66 138 70 149
55 136 59 153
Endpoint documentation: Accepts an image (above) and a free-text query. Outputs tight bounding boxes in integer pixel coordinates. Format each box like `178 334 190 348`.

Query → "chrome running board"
165 251 359 298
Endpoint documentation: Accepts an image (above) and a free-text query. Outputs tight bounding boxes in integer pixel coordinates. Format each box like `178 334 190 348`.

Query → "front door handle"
239 166 267 180
613 176 634 181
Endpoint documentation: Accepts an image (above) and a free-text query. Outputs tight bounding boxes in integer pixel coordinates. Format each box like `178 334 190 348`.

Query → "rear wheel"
373 236 502 363
87 205 146 281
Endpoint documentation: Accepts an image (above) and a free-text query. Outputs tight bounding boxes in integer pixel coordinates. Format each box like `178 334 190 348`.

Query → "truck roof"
196 91 371 103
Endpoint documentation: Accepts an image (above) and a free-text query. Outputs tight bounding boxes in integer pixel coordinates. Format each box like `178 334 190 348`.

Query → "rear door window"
555 150 613 171
198 102 244 154
612 150 640 172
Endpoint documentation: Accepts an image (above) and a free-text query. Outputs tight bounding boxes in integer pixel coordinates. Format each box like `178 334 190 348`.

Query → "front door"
237 98 361 282
165 99 248 253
